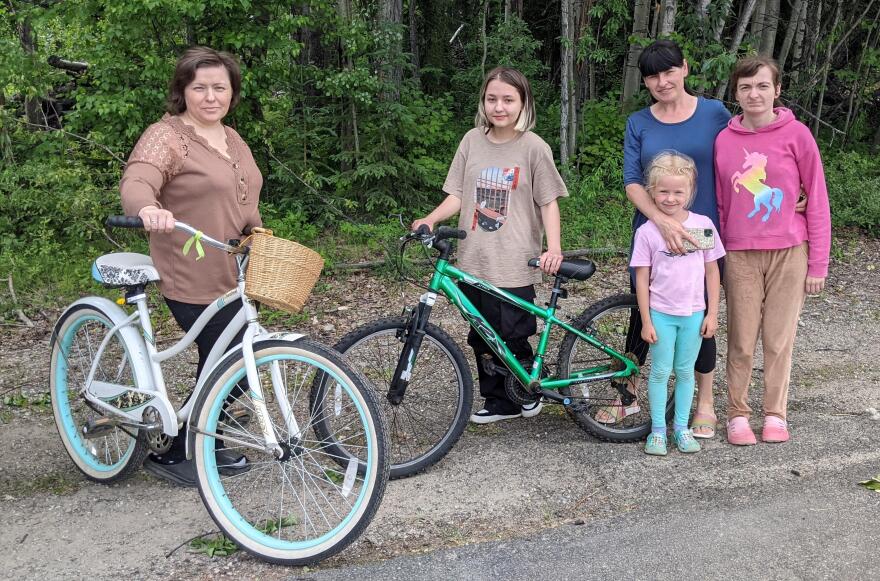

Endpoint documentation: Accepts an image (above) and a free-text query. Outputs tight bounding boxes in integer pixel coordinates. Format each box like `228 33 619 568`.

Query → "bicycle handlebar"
105 215 243 254
408 225 467 243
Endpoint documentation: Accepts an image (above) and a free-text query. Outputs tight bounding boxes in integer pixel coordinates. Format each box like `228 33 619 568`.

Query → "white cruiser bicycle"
49 216 389 565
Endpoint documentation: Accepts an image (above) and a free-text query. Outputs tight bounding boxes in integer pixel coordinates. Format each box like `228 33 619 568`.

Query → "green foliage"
189 533 238 558
1 0 879 317
822 148 880 235
575 96 628 172
560 157 631 251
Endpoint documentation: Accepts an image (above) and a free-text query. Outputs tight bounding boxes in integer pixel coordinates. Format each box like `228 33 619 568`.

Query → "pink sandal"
762 416 790 443
727 416 757 446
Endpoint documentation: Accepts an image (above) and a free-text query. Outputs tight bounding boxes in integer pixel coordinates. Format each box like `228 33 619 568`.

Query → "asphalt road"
305 460 880 580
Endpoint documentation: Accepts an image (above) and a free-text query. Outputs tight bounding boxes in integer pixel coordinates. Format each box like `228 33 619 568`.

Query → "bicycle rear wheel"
329 317 473 479
49 303 149 482
556 294 674 442
191 338 388 566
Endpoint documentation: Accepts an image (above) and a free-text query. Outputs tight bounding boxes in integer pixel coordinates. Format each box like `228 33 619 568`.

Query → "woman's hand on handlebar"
138 205 175 234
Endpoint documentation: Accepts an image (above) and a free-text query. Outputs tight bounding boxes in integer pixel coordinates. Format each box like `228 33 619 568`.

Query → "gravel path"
1 236 878 579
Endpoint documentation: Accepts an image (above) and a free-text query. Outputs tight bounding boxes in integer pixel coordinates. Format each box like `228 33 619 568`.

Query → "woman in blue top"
617 40 730 438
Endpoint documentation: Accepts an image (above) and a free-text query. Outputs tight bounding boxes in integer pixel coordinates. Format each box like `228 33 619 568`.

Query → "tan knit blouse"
120 114 263 303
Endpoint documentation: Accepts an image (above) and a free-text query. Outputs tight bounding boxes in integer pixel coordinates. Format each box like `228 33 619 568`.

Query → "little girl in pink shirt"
630 152 726 456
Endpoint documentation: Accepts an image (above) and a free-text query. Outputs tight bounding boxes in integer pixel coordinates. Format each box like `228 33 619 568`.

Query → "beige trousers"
724 244 808 420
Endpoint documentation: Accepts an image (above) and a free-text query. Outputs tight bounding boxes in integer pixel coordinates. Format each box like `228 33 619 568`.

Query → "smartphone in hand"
683 228 715 251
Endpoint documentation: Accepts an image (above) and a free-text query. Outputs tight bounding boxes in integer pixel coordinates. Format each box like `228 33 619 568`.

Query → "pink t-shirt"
630 212 726 316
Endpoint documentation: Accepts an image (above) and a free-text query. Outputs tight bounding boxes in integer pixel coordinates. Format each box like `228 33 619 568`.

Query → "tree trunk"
650 0 660 39
698 0 711 23
714 0 760 100
380 0 403 101
660 0 676 36
18 18 42 126
760 0 779 56
777 0 805 71
480 0 489 77
560 0 572 165
713 0 732 43
813 0 843 137
408 0 420 85
622 0 651 102
791 0 808 82
750 0 766 40
843 3 880 140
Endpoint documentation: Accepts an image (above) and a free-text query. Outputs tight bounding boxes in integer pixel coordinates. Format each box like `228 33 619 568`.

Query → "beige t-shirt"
120 114 263 303
442 128 568 287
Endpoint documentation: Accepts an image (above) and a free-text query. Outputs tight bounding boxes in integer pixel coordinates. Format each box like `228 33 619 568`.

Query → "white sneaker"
470 408 522 424
521 401 543 418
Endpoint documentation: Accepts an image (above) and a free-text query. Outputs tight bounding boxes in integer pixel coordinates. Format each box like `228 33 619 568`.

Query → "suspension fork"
387 291 436 405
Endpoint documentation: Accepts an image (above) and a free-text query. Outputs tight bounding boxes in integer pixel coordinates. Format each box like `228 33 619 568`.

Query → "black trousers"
164 297 247 388
157 297 246 460
458 283 537 415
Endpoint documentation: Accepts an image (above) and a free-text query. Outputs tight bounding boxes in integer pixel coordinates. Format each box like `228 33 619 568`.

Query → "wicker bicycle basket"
244 228 324 313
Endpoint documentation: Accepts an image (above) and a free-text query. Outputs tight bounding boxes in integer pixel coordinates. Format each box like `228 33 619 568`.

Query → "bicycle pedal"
82 417 117 439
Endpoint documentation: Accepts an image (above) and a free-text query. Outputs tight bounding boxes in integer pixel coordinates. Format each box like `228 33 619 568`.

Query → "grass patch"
3 472 83 497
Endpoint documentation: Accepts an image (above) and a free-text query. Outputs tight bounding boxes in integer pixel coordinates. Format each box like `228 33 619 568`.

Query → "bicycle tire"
191 338 389 566
49 303 150 482
556 294 674 442
329 317 473 479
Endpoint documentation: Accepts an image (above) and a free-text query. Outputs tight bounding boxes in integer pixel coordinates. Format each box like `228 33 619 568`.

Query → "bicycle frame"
425 257 638 393
79 223 303 456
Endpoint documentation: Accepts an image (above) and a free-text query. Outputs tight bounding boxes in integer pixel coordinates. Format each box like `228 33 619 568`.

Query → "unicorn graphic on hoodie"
731 149 783 223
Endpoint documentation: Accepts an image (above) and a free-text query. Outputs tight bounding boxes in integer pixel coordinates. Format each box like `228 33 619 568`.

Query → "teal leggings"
648 309 704 431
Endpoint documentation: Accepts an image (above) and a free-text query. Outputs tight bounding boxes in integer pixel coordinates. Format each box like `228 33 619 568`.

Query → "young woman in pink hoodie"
714 56 831 445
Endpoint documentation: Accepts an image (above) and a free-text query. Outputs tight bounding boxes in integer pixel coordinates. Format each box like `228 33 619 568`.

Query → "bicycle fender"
55 297 177 435
185 332 305 457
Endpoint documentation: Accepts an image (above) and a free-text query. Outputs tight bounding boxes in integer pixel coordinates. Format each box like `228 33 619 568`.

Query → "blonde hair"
645 151 698 208
474 67 536 133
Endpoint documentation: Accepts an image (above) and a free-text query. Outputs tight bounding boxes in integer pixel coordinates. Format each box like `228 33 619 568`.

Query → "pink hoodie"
714 108 831 278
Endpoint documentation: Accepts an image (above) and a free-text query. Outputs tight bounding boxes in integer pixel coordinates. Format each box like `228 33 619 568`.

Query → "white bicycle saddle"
91 253 161 287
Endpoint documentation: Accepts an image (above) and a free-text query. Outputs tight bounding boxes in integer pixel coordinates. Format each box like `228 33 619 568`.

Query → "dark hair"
475 67 536 132
637 39 685 77
731 56 782 107
166 46 242 115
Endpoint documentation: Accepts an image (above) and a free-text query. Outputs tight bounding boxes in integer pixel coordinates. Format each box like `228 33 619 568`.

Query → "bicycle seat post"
547 275 569 310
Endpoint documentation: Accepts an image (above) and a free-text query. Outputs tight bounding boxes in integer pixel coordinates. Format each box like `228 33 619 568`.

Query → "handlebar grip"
242 225 254 236
436 226 467 240
106 215 144 229
414 224 431 236
528 258 540 268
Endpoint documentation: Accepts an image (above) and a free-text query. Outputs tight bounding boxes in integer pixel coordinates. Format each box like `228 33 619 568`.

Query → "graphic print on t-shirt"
731 149 784 223
472 166 519 232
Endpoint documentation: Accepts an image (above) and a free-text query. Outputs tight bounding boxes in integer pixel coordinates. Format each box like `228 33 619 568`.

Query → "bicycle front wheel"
330 317 473 479
49 303 149 482
191 338 389 566
556 294 674 442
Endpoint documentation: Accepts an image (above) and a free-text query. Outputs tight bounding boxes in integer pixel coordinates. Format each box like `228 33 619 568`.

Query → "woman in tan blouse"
120 47 262 486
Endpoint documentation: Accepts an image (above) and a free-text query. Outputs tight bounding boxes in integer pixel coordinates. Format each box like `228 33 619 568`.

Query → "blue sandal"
644 432 668 456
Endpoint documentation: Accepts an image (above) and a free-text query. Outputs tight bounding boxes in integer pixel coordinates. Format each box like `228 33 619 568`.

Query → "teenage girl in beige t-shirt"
412 67 568 424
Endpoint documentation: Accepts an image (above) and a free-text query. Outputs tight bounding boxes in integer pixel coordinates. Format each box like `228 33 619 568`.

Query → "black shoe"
215 448 250 476
143 455 197 488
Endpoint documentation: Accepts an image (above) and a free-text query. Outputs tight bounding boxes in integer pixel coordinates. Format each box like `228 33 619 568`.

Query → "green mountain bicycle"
330 226 674 479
